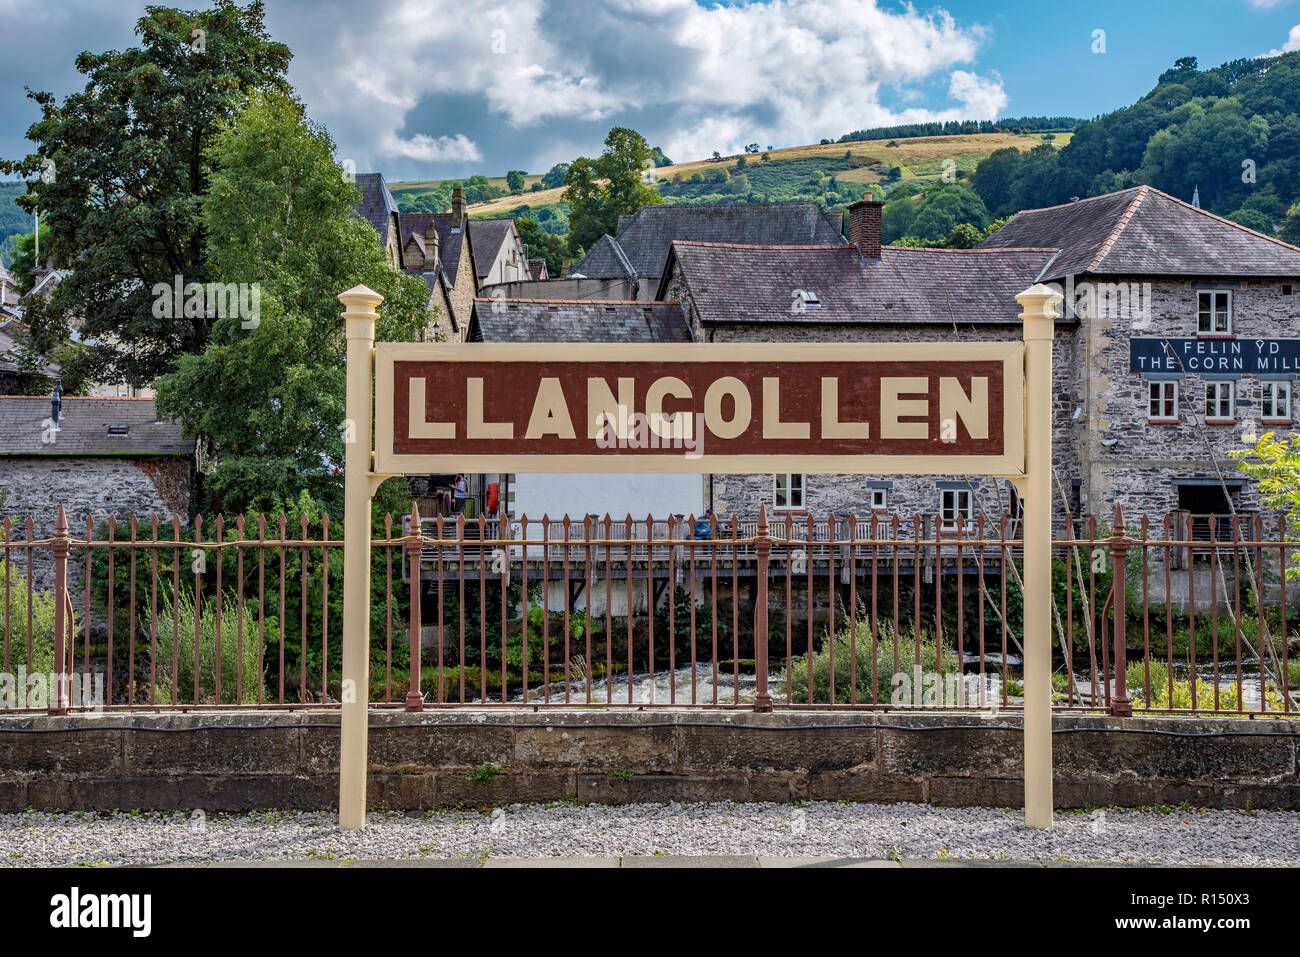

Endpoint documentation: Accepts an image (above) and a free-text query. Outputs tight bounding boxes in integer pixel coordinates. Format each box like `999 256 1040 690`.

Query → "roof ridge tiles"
1086 185 1149 273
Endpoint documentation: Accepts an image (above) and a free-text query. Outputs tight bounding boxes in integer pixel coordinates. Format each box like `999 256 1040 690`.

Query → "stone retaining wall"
0 710 1296 811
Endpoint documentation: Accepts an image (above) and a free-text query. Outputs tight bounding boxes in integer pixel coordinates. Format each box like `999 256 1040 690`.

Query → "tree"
884 182 990 244
514 217 565 277
562 127 663 252
540 163 570 189
152 90 430 516
0 1 291 389
506 169 526 192
1225 207 1275 234
1282 203 1300 245
5 222 49 295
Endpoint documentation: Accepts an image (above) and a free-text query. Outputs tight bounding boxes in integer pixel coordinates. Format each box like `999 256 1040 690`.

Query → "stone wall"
1079 278 1300 519
0 455 192 586
1 710 1296 811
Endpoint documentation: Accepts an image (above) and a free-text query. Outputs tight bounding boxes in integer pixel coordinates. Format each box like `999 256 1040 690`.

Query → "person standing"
453 473 468 514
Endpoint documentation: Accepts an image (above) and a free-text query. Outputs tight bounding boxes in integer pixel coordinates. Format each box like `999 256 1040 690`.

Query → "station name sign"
1130 337 1300 374
373 342 1025 475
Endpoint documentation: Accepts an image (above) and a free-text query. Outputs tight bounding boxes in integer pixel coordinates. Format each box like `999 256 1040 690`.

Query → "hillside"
389 131 1062 227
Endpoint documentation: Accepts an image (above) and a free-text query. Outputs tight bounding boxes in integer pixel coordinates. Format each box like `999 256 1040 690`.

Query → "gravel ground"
2 803 1298 867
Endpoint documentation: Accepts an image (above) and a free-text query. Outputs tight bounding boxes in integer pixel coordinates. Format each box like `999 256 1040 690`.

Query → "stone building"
655 200 1059 530
354 174 480 340
980 184 1300 527
644 186 1300 532
0 396 195 585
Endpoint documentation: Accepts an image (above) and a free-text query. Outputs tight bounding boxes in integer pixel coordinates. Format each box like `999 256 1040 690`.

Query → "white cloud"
378 132 483 163
1246 0 1296 9
1260 24 1300 57
279 0 1003 176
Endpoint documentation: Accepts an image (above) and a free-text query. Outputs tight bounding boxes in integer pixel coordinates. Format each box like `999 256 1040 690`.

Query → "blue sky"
1 0 1298 183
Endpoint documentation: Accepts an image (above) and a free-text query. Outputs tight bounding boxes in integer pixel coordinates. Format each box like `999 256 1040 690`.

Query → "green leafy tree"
0 1 291 388
514 217 566 277
540 162 570 189
5 223 49 296
1139 99 1269 211
1281 203 1300 245
563 127 663 251
153 90 430 516
506 169 526 192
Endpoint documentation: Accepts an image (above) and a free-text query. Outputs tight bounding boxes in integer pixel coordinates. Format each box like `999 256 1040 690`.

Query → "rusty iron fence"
2 504 1296 716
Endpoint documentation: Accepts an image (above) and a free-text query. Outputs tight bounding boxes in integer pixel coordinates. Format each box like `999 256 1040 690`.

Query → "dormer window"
1197 290 1231 335
797 290 821 308
107 423 130 437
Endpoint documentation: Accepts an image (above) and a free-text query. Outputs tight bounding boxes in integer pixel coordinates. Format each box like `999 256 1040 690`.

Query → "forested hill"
883 51 1300 245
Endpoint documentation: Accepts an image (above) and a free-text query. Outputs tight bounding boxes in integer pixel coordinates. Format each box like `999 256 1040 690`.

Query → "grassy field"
389 131 1062 218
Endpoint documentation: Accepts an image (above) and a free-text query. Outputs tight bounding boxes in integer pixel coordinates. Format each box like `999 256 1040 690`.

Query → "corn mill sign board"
373 342 1026 476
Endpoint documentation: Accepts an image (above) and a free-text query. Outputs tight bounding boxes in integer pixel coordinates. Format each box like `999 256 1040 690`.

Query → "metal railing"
2 505 1295 716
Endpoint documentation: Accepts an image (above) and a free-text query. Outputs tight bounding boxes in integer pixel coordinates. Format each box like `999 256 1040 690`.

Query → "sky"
1 0 1299 183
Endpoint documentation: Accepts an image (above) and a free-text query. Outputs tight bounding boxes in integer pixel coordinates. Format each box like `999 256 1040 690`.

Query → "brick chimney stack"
451 187 466 228
848 194 883 259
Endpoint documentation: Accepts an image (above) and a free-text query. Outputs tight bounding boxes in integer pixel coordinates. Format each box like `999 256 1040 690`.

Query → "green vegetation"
0 1 292 388
969 53 1300 232
784 617 958 705
0 565 63 677
151 590 270 705
564 127 665 254
152 89 431 517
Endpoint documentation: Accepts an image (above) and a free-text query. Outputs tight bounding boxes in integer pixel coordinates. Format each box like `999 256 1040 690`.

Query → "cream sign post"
336 284 1063 832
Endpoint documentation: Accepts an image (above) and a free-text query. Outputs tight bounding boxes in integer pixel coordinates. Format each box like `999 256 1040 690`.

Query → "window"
869 487 888 510
1263 380 1292 421
1197 290 1232 335
1205 381 1235 421
774 473 804 509
1147 380 1178 420
939 488 975 532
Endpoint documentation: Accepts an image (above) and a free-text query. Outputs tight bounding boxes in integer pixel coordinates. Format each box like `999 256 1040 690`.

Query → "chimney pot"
848 194 883 259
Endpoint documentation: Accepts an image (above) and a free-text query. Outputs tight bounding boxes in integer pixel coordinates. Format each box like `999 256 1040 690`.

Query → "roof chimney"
451 187 466 228
848 195 883 259
424 219 440 270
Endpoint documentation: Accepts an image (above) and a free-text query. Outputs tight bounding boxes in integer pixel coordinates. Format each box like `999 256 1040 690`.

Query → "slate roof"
398 213 470 288
354 173 399 243
469 299 693 343
572 234 634 278
980 185 1300 279
574 202 846 279
0 397 194 456
661 241 1058 326
528 258 549 281
468 219 516 280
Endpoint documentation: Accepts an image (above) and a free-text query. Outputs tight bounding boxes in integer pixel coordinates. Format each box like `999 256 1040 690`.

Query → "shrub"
785 617 957 705
1125 660 1243 711
0 565 64 676
152 590 272 704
